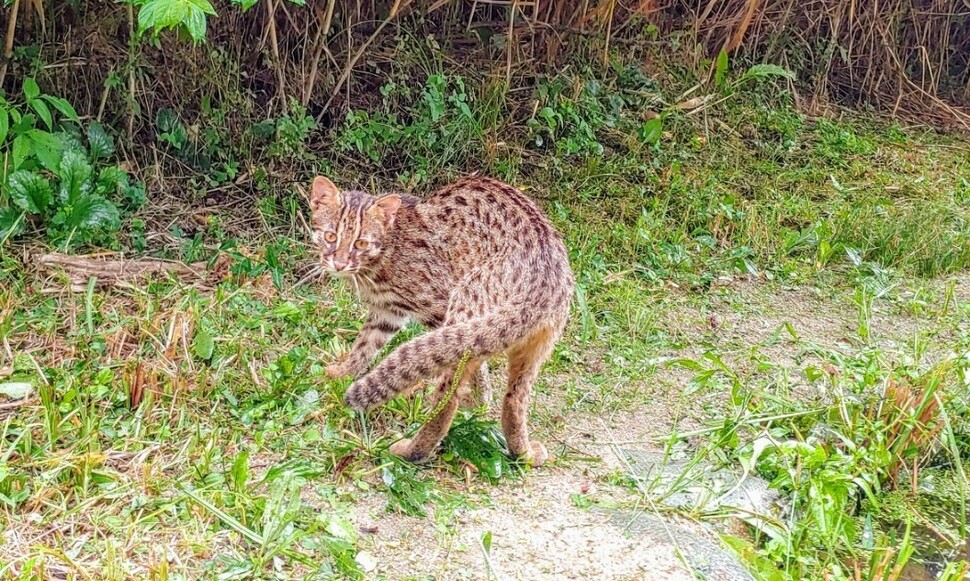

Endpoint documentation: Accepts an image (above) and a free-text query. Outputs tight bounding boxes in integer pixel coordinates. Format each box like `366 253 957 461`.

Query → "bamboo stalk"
302 0 335 105
265 0 287 111
319 0 411 118
0 0 22 88
726 0 761 52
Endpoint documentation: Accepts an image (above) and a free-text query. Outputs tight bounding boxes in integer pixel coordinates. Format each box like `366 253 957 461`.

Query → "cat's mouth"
322 259 360 277
329 268 358 278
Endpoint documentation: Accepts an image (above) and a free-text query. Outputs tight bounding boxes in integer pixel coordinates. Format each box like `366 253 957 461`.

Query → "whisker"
355 271 377 288
294 265 324 288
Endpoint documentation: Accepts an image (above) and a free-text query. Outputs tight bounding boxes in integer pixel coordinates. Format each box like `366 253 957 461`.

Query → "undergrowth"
644 283 970 580
0 79 144 249
1 31 970 581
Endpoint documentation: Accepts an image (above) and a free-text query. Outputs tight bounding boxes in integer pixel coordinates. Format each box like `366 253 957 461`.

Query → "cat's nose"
332 257 349 271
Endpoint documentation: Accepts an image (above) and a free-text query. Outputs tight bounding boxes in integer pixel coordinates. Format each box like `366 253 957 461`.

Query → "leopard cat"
309 175 574 465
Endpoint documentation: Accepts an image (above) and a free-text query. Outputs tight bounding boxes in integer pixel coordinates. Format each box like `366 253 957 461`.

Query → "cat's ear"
371 194 402 226
310 176 340 211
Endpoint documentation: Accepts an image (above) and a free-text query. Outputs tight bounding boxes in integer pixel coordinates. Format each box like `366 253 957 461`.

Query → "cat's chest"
357 275 448 324
358 283 408 308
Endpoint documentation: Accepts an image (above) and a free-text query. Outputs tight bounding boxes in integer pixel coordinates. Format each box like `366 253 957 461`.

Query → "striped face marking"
308 178 402 277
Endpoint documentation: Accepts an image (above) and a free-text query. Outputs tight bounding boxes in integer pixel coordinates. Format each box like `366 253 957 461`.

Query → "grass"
651 319 970 579
2 50 970 580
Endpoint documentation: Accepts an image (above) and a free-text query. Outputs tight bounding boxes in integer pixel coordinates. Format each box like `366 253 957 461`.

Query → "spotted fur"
309 175 574 464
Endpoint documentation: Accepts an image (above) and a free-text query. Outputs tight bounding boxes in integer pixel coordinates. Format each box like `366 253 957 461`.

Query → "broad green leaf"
22 77 40 102
124 181 147 208
182 4 209 40
0 207 24 240
641 117 663 145
192 327 215 360
95 166 129 197
538 106 557 130
739 436 775 474
260 459 324 483
87 123 115 160
260 476 301 543
26 129 65 172
354 551 377 574
155 107 179 133
230 450 249 491
0 109 8 143
325 514 355 540
41 96 79 121
11 111 33 133
7 170 53 215
11 134 29 170
56 130 87 154
230 0 259 9
65 195 121 232
671 358 707 371
714 49 729 87
58 149 93 202
845 247 862 266
138 0 217 43
30 98 53 130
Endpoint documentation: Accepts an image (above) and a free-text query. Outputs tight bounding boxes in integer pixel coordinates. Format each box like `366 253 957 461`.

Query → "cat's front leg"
327 310 407 379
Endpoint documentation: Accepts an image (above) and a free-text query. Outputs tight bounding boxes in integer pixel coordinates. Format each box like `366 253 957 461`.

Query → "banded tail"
343 305 543 411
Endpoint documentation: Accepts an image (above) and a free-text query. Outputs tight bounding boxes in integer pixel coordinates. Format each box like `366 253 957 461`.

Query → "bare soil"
345 273 970 580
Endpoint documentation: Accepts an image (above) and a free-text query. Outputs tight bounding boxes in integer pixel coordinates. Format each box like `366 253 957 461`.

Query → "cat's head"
308 176 402 276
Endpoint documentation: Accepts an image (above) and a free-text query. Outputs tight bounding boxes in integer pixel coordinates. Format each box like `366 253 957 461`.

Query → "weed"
3 37 970 581
266 99 317 161
1 81 143 248
335 74 484 187
380 455 433 516
441 412 524 483
661 323 970 580
155 105 241 188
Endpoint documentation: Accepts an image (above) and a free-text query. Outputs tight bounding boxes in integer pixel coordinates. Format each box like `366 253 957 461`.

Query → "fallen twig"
34 252 230 292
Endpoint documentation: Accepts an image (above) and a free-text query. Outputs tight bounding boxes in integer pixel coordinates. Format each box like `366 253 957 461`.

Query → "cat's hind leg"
502 324 558 466
461 362 491 409
389 359 482 462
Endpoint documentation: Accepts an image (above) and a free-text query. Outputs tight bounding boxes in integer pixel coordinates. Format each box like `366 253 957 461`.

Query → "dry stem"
0 0 22 88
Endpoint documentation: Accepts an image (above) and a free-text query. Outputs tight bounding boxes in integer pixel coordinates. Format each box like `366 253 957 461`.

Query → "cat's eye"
323 232 337 243
354 239 370 250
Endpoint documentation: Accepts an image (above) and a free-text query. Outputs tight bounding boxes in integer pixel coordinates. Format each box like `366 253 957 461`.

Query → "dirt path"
346 273 970 581
5 273 967 580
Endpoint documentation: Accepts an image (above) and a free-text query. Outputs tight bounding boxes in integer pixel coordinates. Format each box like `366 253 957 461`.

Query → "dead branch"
0 0 22 87
34 252 230 292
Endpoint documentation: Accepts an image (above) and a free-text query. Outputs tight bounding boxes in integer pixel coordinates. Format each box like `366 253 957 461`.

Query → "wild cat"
309 175 573 464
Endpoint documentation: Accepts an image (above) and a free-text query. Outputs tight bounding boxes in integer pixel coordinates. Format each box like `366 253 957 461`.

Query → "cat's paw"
388 438 413 457
522 441 549 467
388 438 432 463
